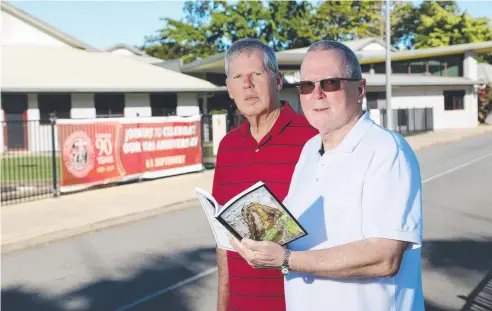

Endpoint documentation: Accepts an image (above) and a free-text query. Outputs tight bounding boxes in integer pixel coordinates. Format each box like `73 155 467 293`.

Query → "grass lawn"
203 141 215 158
1 155 61 182
1 143 217 182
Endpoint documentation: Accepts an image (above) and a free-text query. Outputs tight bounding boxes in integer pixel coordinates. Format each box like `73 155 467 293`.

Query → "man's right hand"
217 247 229 311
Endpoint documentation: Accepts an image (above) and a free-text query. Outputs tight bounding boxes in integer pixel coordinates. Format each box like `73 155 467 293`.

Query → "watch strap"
281 249 291 275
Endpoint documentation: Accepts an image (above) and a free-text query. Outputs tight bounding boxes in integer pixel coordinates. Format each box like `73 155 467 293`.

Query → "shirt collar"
238 100 296 138
317 111 374 155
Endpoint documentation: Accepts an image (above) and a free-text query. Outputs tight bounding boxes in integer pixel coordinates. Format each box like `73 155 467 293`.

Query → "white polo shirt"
283 112 424 311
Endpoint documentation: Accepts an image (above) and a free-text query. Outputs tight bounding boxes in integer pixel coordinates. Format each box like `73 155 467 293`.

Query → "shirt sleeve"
361 136 423 247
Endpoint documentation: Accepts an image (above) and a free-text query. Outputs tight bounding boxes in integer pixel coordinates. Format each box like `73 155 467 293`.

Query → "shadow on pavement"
425 299 454 311
422 238 492 311
1 247 217 311
4 239 492 311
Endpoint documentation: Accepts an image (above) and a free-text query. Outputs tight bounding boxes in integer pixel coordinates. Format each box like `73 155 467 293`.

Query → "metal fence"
200 112 245 168
201 114 215 168
1 118 58 205
380 107 434 135
1 113 243 205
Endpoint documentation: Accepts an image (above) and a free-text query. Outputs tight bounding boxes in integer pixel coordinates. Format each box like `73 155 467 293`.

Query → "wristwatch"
281 249 291 275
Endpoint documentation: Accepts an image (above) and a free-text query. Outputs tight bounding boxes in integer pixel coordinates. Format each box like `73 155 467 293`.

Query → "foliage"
391 1 492 62
140 0 492 64
478 85 492 123
209 109 227 115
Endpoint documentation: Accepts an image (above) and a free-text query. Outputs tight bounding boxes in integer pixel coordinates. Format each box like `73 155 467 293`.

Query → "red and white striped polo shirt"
212 102 317 311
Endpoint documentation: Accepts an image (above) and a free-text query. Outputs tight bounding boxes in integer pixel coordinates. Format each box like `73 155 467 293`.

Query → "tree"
141 0 492 64
309 1 384 41
206 1 270 51
141 0 320 62
391 0 492 62
478 85 492 123
140 1 218 63
263 1 315 50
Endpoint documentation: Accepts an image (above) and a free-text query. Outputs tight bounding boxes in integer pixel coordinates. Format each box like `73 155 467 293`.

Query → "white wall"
464 51 478 80
367 87 477 130
124 93 151 117
71 94 96 119
1 11 72 48
177 93 199 116
464 87 479 128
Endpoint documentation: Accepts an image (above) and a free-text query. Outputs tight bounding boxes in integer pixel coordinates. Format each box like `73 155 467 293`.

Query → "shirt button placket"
316 159 326 182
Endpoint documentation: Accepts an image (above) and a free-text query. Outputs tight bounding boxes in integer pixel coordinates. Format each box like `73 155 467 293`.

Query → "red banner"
56 116 203 193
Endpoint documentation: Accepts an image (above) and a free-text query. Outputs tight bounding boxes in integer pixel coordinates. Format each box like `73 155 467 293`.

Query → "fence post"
413 108 416 133
50 113 58 197
200 114 205 169
424 108 428 131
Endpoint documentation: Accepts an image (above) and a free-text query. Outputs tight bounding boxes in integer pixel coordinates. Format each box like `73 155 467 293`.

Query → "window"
95 93 125 118
373 63 386 74
409 60 426 74
366 92 386 109
150 93 177 116
392 61 409 74
361 64 372 73
38 93 71 124
428 59 443 76
362 55 463 76
397 109 408 127
444 91 465 110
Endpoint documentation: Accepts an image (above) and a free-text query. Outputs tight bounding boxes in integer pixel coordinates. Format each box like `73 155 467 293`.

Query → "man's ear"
358 79 367 103
275 71 283 92
225 79 234 99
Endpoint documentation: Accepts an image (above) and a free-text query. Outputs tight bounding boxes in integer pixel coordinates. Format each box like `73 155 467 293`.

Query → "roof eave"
181 53 226 73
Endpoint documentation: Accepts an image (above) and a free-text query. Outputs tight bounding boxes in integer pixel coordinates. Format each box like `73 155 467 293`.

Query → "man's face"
226 49 282 117
299 50 365 135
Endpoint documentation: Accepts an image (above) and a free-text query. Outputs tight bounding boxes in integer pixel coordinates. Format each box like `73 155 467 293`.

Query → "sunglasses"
296 78 362 94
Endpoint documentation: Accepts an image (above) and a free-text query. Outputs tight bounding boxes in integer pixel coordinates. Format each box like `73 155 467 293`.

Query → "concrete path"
2 125 492 254
1 170 214 254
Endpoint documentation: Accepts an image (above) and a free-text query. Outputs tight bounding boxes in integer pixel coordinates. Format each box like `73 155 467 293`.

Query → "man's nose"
313 81 325 99
242 75 253 88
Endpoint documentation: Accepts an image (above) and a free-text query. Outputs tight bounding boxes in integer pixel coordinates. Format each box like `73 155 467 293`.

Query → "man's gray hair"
225 38 279 77
306 40 362 80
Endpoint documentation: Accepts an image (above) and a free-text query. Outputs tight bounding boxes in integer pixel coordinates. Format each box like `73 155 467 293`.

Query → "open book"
194 181 307 252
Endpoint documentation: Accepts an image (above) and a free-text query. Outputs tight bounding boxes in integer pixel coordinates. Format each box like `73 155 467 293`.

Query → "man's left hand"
228 234 285 269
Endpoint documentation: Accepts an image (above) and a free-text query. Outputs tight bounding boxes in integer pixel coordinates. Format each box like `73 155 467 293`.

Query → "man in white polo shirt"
229 39 424 311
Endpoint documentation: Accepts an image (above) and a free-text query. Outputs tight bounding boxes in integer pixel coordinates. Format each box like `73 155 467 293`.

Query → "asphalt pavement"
2 132 492 311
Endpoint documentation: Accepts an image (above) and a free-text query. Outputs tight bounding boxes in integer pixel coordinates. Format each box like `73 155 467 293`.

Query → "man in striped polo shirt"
212 38 317 311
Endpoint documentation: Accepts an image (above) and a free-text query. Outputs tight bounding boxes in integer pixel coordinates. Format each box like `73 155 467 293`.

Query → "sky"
9 0 492 50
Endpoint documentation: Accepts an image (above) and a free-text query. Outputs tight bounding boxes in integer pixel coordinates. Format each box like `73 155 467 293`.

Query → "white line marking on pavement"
115 151 492 311
114 267 218 311
422 151 492 184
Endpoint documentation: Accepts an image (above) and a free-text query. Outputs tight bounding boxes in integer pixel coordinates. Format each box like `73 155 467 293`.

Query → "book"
194 181 307 252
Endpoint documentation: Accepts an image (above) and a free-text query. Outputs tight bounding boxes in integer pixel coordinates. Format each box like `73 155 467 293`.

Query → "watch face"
281 267 289 275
